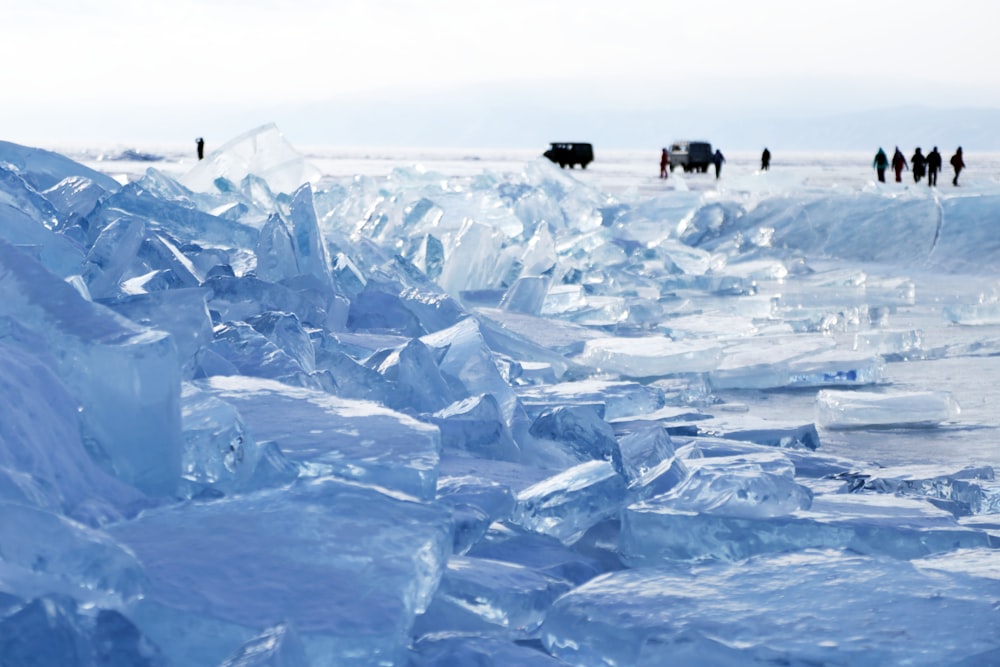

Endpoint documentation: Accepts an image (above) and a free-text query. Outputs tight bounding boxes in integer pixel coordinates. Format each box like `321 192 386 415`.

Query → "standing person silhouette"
891 147 908 182
196 137 205 160
910 147 926 183
761 147 771 171
873 147 889 183
660 148 669 179
950 147 965 186
926 146 942 186
712 149 725 179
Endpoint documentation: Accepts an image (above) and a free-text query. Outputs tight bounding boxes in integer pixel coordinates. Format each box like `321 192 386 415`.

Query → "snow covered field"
2 127 999 665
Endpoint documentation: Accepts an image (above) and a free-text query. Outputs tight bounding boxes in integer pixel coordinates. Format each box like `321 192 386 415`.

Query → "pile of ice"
0 126 997 666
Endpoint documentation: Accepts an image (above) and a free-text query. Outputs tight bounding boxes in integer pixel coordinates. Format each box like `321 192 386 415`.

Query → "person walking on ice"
910 147 926 183
950 147 965 186
873 147 889 183
712 149 725 179
891 147 908 183
660 148 669 179
761 147 771 171
927 146 942 186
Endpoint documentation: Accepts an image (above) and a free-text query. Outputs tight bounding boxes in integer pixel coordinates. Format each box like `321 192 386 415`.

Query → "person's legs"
877 168 885 183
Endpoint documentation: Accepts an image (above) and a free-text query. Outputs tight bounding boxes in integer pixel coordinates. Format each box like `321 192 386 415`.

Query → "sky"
4 1 1000 148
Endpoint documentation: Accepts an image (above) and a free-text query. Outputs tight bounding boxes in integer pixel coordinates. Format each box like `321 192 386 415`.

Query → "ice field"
1 125 999 665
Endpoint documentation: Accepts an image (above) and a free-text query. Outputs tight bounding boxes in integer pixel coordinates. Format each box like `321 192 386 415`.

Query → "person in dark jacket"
761 147 771 171
196 137 205 160
873 148 889 183
950 147 965 186
712 149 725 179
926 146 942 186
910 147 927 183
660 148 669 179
891 147 908 182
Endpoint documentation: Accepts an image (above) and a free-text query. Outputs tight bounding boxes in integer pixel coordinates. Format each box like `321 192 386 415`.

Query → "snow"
0 126 999 665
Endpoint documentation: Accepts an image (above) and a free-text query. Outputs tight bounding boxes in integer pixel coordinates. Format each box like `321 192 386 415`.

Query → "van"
669 141 713 173
543 143 594 169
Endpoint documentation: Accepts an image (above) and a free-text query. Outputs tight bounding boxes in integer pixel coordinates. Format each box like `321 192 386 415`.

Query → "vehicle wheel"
669 165 675 172
559 162 566 169
581 163 588 170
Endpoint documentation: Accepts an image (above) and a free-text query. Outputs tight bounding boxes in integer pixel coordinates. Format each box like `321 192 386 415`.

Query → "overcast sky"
4 1 999 147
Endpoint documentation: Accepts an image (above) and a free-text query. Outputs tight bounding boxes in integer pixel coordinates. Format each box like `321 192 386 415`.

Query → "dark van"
669 141 713 173
543 143 594 169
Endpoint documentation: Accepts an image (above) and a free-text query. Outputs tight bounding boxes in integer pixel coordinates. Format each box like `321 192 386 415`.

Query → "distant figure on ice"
927 146 942 186
950 147 965 186
196 137 205 160
761 147 771 171
891 147 908 182
910 147 926 183
873 147 889 182
660 148 669 179
712 149 725 179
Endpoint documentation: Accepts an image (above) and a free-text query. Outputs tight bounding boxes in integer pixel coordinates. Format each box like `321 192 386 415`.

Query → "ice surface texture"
0 130 998 665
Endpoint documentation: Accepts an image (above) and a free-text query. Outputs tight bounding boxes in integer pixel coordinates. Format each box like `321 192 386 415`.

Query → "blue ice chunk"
467 523 605 586
641 461 813 518
247 311 316 373
393 285 467 335
348 287 426 336
83 216 148 298
286 184 333 291
0 167 86 277
629 455 690 501
422 317 520 423
528 405 622 470
254 213 298 283
430 395 521 461
207 322 315 386
848 464 995 516
0 240 182 496
614 422 676 482
517 379 665 421
94 607 167 667
404 233 445 281
0 139 121 192
91 182 259 249
102 288 214 377
218 622 307 667
436 475 516 553
0 597 90 667
412 556 573 639
512 461 627 544
366 338 457 413
499 276 550 315
197 376 440 500
409 632 568 666
715 420 821 450
0 332 146 525
204 275 348 331
180 383 259 495
541 550 1000 666
622 490 990 564
107 477 453 667
0 502 146 603
0 165 63 231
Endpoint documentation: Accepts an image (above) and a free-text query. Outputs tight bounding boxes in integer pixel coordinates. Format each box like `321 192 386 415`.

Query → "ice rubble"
0 126 998 666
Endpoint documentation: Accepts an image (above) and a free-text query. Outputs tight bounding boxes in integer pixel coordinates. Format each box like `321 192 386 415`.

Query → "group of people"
873 146 965 186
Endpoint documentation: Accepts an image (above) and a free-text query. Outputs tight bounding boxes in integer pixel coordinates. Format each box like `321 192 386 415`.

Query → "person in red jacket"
891 147 908 182
659 148 669 179
950 147 965 186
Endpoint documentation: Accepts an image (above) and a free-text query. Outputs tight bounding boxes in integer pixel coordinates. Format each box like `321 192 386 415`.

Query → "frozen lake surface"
2 132 999 665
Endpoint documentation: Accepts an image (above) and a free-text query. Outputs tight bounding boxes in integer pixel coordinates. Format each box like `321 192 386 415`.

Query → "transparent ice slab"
816 389 960 428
